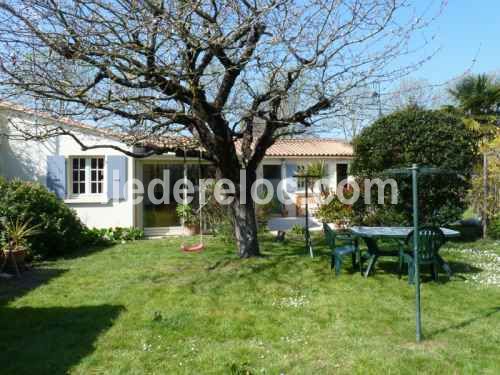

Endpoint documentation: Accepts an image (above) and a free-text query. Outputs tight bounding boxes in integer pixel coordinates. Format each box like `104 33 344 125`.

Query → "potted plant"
176 204 199 235
315 191 354 231
1 218 40 273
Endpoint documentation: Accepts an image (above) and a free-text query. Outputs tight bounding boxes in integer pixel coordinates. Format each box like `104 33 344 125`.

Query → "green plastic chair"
399 226 446 284
323 223 358 276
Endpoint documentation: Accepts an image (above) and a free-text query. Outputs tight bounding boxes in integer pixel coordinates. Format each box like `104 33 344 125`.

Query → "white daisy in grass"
448 247 500 287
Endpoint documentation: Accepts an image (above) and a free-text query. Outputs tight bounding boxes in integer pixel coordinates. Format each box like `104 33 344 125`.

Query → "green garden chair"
323 223 358 276
399 226 447 284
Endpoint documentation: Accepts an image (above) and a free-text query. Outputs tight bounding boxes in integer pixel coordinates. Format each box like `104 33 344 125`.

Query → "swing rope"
181 148 205 253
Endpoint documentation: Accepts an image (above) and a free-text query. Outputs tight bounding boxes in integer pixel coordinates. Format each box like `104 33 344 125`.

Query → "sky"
407 0 500 84
338 0 500 139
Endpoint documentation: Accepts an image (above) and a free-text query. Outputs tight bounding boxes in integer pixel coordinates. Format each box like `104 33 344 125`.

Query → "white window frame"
68 156 106 198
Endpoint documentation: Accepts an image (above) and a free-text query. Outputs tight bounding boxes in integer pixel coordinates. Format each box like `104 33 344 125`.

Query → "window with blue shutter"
68 157 105 196
107 155 128 201
47 155 67 199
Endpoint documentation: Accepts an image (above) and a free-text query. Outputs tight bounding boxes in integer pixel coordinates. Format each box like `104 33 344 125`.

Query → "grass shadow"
200 235 335 287
204 235 323 271
60 242 120 260
428 306 500 338
0 267 67 306
375 258 483 284
445 260 483 274
0 304 124 374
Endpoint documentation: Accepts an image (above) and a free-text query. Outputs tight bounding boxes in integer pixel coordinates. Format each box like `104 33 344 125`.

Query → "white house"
0 102 353 236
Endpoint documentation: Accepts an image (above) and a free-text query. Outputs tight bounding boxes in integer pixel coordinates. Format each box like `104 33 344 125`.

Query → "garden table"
349 226 460 278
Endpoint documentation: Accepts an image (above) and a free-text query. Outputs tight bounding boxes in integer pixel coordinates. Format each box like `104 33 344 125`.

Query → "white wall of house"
0 109 135 228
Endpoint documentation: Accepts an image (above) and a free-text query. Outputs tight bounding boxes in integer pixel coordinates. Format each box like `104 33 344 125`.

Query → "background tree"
468 135 500 232
352 107 480 225
324 87 382 141
0 0 440 257
388 78 445 111
447 73 500 234
319 78 446 142
447 74 500 140
449 74 500 116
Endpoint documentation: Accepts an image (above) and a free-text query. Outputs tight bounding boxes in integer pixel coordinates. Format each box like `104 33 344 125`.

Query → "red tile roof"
265 138 353 157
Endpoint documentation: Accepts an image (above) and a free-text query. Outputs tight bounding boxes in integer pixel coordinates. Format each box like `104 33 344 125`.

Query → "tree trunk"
230 197 260 258
225 168 261 258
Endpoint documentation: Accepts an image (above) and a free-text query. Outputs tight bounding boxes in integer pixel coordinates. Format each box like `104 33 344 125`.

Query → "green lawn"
1 235 499 374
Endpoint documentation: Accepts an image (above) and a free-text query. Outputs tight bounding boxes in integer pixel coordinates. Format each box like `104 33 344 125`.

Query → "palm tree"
447 74 500 144
448 74 500 116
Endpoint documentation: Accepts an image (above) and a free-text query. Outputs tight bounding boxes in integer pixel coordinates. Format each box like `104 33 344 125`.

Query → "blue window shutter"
285 162 297 193
107 155 127 200
47 156 66 199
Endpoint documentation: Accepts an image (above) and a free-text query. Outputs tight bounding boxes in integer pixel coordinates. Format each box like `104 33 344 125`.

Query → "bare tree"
326 78 448 141
0 0 441 257
322 87 382 141
387 78 446 110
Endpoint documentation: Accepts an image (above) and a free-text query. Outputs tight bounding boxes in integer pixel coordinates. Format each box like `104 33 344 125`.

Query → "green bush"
488 216 500 239
0 178 85 258
82 227 144 246
352 107 479 226
316 194 353 225
213 220 235 243
352 206 410 227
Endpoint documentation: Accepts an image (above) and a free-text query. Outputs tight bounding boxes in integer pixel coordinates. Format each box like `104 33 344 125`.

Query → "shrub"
352 108 480 225
213 219 235 243
82 227 144 246
316 194 353 226
488 216 500 239
0 178 85 258
352 206 410 227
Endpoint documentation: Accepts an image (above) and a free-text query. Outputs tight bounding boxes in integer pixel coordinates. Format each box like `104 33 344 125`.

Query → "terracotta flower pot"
184 224 200 236
3 247 27 268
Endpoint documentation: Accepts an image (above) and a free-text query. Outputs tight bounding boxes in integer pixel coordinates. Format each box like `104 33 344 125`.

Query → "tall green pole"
411 164 422 342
